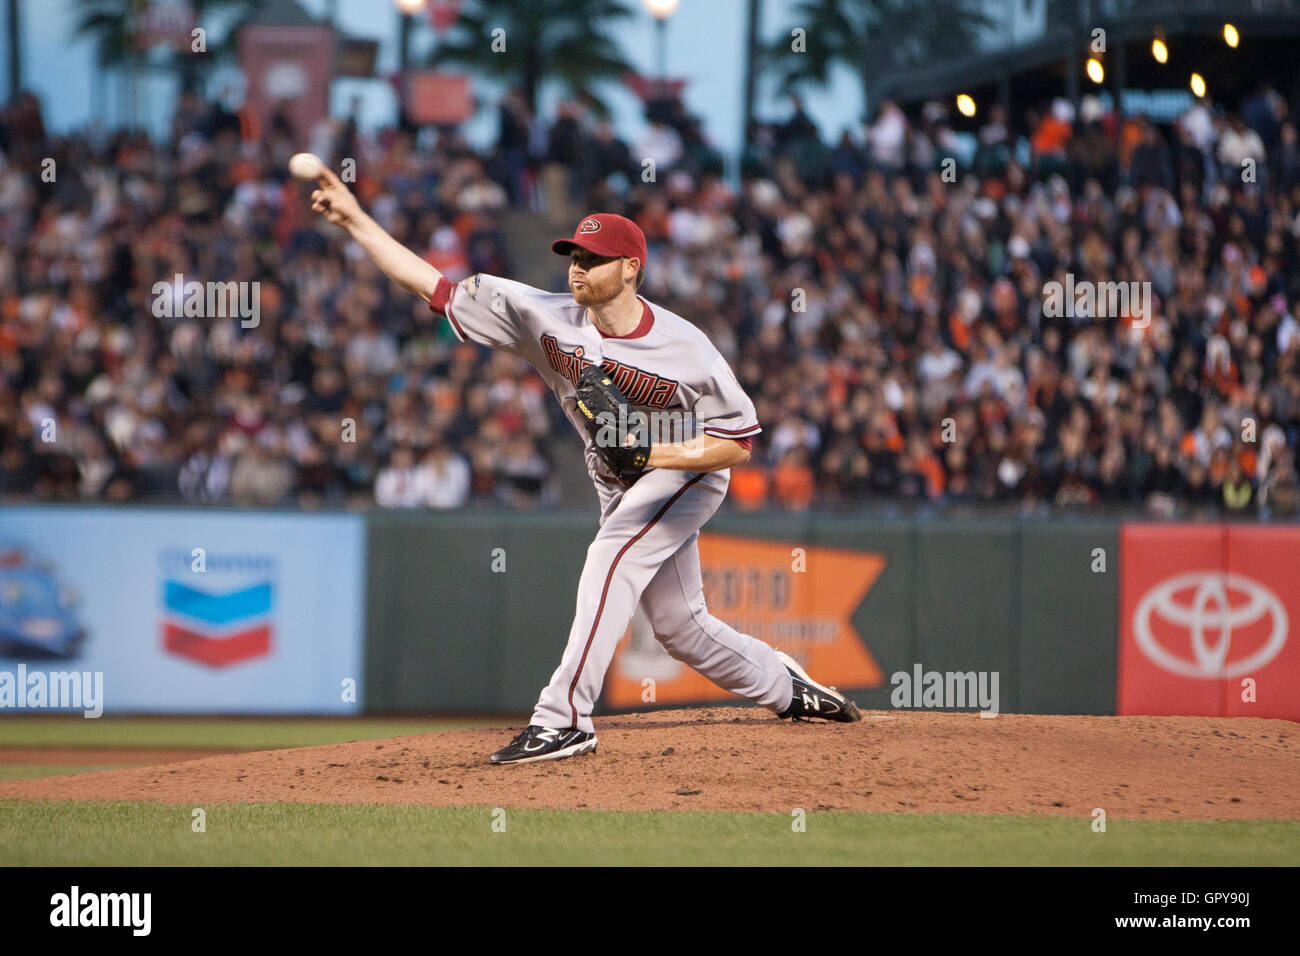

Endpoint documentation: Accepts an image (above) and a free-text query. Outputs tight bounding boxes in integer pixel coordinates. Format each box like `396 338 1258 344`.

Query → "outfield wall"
364 513 1124 718
0 508 365 714
2 508 1295 719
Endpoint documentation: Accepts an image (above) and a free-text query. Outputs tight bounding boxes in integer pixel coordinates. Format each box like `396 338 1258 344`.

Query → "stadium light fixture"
644 0 680 19
1151 38 1168 64
1223 24 1239 48
1086 58 1104 84
642 0 679 93
956 94 976 117
1190 73 1206 98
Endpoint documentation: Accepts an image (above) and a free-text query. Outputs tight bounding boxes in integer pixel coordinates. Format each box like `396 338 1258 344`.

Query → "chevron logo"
160 580 274 667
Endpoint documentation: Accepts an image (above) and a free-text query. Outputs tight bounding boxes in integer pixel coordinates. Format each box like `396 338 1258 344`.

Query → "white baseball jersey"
440 273 761 485
431 274 791 733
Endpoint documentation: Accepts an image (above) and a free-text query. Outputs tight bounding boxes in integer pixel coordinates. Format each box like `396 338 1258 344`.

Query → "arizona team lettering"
540 334 678 408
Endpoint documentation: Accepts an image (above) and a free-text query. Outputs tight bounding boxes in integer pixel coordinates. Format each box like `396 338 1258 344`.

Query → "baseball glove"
576 364 651 482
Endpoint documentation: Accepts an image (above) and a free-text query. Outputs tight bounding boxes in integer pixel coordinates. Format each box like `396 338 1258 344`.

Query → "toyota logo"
1133 571 1288 679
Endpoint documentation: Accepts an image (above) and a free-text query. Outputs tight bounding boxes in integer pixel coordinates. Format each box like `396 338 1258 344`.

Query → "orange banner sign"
605 534 885 708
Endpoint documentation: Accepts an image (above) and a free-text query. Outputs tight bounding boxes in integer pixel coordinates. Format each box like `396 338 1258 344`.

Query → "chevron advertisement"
0 509 364 713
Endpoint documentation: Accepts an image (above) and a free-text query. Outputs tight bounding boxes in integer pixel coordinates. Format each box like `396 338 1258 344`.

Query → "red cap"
551 213 648 267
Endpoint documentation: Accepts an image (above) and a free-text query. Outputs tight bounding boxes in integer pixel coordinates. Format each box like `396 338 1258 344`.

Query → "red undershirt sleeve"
428 277 455 317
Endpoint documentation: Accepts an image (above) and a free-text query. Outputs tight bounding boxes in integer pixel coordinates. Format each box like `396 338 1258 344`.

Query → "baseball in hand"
288 152 325 181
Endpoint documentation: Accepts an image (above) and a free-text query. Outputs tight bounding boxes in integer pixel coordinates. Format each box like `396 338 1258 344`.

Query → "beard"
570 270 623 306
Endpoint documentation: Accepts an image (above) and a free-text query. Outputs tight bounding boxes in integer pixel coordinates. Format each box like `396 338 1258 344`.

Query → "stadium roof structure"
876 0 1300 119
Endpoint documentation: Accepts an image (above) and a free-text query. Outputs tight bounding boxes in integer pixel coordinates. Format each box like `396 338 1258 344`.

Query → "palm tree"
768 0 993 110
430 0 637 114
73 0 262 94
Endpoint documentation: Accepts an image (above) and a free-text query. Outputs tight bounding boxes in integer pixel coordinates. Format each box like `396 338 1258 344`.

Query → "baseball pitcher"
309 166 861 764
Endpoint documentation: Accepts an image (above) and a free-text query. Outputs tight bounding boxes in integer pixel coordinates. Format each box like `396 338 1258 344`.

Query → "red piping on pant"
566 472 707 728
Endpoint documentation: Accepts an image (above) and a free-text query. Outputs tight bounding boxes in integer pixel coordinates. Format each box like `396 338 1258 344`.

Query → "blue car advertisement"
0 546 87 660
0 509 365 714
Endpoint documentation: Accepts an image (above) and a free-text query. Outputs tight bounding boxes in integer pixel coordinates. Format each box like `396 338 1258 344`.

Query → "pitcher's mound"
1 708 1296 819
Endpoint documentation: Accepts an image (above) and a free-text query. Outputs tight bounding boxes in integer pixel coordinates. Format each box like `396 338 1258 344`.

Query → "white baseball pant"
530 467 794 732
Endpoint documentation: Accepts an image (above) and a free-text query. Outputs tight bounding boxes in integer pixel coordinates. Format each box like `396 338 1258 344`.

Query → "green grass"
0 717 517 790
0 800 1294 866
0 716 510 751
2 717 1293 865
0 717 514 785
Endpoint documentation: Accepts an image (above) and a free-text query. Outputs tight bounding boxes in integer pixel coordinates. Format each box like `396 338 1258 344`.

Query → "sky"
4 0 869 157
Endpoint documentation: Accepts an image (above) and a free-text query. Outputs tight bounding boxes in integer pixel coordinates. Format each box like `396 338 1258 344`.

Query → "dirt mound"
1 708 1296 819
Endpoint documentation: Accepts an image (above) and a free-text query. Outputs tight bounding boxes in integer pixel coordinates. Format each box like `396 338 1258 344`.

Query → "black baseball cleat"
776 651 863 722
489 725 598 765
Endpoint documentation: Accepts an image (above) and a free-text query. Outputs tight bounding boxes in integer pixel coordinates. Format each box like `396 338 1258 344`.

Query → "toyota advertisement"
1119 524 1300 721
0 508 365 714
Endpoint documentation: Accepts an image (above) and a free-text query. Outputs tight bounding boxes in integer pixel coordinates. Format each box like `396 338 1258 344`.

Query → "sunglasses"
570 251 622 271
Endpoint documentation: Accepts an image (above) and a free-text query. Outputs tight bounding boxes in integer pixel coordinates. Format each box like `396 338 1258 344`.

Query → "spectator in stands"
422 438 471 509
1260 449 1299 517
1130 116 1173 191
229 435 293 507
1216 114 1266 184
1030 99 1073 179
540 100 584 226
773 446 816 511
375 446 425 509
1 85 1296 525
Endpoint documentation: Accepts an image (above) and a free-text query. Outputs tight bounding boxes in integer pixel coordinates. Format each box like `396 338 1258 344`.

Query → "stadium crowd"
1 82 1298 517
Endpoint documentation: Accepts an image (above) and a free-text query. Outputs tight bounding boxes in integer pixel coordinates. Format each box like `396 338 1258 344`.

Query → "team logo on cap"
579 218 601 234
